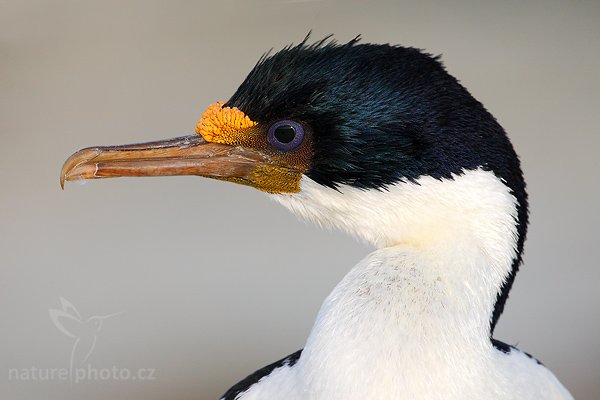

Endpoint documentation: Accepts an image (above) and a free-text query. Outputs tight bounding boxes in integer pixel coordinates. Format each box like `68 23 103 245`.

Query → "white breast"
230 169 573 400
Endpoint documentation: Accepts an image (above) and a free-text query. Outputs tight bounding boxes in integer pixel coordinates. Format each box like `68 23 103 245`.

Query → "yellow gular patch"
196 102 257 145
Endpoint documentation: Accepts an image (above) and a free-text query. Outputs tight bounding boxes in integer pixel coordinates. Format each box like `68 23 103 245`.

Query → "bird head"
61 37 528 331
86 312 122 333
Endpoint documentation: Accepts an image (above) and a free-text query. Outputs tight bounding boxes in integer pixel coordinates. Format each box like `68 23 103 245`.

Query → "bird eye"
267 120 304 151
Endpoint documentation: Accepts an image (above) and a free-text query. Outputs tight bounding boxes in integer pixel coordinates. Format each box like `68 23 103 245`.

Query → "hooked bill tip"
60 147 103 190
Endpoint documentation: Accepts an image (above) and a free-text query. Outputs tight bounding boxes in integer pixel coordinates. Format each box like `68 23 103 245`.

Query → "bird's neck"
296 244 508 398
273 168 520 395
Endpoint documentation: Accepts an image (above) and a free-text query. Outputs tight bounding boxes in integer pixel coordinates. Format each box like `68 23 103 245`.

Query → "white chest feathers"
234 247 572 400
229 169 572 400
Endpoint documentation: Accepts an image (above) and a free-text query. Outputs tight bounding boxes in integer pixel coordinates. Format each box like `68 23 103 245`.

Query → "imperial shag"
61 37 573 400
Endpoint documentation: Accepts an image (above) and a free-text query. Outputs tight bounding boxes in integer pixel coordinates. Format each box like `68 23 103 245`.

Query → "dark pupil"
273 125 296 144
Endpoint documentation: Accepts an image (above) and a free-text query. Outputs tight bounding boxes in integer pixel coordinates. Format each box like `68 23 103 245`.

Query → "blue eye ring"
267 120 305 151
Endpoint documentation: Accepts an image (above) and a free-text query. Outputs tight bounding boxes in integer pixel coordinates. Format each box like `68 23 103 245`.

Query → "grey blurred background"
1 0 598 399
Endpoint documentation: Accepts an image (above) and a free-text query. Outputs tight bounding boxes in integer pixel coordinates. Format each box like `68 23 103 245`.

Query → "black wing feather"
220 349 303 400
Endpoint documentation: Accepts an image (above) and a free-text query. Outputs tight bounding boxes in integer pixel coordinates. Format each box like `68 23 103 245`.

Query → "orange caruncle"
196 102 257 145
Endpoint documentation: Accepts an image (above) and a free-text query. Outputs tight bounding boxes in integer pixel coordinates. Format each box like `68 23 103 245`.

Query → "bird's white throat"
269 168 522 398
273 168 519 253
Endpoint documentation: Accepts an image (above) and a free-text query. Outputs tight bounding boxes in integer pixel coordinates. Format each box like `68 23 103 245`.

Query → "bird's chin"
269 176 381 246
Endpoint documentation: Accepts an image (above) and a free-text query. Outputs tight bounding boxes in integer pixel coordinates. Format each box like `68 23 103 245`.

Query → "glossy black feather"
492 339 542 365
221 349 302 400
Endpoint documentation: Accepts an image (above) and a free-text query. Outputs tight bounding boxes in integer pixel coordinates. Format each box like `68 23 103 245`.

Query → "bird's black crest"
226 37 529 334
